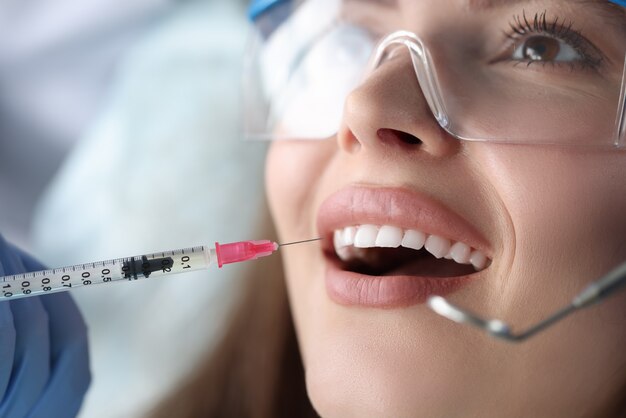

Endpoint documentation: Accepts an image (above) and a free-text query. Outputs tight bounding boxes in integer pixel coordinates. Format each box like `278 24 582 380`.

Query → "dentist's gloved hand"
0 235 90 418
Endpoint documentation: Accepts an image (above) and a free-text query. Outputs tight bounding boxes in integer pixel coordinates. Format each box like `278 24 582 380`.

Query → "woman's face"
265 0 626 416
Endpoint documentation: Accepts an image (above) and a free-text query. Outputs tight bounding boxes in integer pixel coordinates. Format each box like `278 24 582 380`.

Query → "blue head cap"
609 0 626 6
248 0 290 21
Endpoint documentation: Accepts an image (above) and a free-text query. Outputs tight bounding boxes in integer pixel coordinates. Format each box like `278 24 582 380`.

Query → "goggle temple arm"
609 0 626 147
615 55 626 148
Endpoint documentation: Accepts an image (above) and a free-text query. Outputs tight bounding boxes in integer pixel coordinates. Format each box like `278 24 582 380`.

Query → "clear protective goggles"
243 0 626 148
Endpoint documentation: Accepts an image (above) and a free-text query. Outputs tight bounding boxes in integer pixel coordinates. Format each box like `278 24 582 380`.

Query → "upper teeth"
333 224 490 271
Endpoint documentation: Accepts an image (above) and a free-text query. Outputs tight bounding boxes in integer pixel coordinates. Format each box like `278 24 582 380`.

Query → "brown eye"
522 36 559 61
512 35 580 63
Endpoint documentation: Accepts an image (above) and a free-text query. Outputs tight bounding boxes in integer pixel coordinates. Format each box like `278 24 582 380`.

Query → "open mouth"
330 224 490 278
317 186 492 307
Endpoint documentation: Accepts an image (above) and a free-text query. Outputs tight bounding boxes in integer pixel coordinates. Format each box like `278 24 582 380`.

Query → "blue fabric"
0 235 90 418
609 0 626 6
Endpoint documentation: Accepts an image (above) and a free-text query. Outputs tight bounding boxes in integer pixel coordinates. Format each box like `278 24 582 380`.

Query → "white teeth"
401 229 426 251
375 225 403 248
449 242 471 264
353 224 378 248
331 224 491 272
424 235 451 259
342 226 356 246
334 230 343 250
336 246 351 262
469 250 487 271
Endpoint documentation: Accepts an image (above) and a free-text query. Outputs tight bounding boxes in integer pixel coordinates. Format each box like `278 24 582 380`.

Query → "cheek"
265 141 335 239
265 140 336 365
471 144 626 307
265 143 300 237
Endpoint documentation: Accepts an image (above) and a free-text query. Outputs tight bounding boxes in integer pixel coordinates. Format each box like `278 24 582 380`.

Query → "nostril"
396 130 422 145
377 128 422 146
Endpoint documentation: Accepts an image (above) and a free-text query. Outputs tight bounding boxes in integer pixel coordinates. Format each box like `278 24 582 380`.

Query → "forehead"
357 0 621 11
346 0 626 33
253 0 626 43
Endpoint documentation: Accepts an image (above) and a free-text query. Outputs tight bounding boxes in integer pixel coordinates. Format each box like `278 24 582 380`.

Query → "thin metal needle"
278 237 323 247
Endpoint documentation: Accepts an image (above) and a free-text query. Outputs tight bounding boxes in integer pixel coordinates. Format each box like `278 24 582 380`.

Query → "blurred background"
0 0 267 416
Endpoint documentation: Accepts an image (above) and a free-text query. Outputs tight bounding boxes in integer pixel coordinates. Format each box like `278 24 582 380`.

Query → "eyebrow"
467 0 522 8
467 0 626 35
467 0 625 16
368 0 625 14
361 0 626 34
359 0 398 5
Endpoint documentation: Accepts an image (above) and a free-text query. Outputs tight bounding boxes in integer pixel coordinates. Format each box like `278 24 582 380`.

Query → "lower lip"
324 258 475 308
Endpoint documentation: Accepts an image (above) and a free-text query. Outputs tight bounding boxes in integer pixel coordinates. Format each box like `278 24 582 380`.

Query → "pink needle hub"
214 240 279 268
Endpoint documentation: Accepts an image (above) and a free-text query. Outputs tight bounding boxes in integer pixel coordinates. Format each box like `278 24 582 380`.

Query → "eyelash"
504 10 604 70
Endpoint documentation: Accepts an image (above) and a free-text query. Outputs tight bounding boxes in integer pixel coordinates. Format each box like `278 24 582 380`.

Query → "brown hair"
148 227 317 418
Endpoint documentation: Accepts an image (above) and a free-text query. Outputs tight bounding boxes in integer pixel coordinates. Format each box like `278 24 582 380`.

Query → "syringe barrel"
0 246 217 301
0 239 282 301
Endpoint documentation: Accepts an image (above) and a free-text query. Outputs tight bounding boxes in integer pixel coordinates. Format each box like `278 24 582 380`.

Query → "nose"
337 49 458 158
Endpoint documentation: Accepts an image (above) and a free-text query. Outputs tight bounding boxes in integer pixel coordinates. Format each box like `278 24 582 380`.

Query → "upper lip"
317 185 492 258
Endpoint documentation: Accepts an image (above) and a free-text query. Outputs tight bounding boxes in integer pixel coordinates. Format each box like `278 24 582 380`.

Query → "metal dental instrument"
427 260 626 342
0 238 321 301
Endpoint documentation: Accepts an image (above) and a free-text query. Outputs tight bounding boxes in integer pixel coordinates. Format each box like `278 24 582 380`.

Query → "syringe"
0 238 320 301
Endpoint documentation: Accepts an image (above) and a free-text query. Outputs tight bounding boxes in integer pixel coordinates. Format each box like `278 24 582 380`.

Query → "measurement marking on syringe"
0 238 315 301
